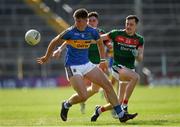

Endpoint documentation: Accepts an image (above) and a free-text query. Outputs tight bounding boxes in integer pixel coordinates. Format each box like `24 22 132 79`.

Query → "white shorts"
112 64 135 81
65 62 96 81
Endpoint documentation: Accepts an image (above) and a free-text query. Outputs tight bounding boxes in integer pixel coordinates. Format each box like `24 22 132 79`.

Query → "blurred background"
0 0 180 88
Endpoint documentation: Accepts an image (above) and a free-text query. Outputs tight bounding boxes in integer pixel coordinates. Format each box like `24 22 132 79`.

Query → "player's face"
88 16 98 28
125 19 137 35
74 18 88 29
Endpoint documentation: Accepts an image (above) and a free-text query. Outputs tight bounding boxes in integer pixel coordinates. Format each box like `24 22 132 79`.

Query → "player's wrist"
132 49 138 57
100 58 107 63
58 47 62 52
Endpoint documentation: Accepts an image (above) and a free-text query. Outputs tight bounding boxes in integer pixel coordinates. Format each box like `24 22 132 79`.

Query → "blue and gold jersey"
60 26 100 66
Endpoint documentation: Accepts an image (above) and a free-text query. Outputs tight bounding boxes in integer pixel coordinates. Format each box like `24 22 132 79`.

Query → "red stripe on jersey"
115 36 140 46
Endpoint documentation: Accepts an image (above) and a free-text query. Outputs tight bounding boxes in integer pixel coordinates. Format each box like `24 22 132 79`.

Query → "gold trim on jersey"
66 40 92 49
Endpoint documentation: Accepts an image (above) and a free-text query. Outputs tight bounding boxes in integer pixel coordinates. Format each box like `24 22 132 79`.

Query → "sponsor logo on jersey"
66 40 91 49
115 36 139 46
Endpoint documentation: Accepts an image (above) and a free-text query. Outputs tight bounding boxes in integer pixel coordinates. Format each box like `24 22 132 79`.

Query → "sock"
123 99 128 105
64 101 72 109
97 106 106 114
122 99 128 109
122 104 128 109
119 100 123 105
113 105 124 118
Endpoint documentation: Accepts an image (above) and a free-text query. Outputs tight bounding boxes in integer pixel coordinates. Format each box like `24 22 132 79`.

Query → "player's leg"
87 83 101 97
85 67 123 121
85 66 137 122
85 67 119 107
67 75 89 104
90 65 138 122
60 75 88 121
80 62 108 114
111 81 127 118
80 102 86 114
118 82 126 103
110 66 139 118
118 82 129 112
60 65 89 121
112 65 139 110
80 78 92 114
80 81 100 114
110 81 126 117
94 82 127 119
118 68 140 110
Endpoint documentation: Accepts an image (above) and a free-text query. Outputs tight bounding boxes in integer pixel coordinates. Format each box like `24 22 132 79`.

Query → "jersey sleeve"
97 28 111 47
97 28 106 35
108 29 118 40
59 28 72 40
138 37 144 48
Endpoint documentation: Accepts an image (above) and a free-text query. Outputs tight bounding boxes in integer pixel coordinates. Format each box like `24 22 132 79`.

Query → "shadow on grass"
84 119 173 126
127 119 170 125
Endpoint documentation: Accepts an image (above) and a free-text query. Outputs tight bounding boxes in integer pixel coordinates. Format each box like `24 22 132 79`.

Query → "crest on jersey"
81 34 85 38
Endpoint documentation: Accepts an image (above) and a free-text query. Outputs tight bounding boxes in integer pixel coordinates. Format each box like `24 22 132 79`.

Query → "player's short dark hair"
88 11 99 19
126 15 139 24
73 8 88 19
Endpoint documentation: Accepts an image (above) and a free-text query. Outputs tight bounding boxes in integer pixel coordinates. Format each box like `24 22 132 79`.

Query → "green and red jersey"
108 29 144 69
88 28 108 64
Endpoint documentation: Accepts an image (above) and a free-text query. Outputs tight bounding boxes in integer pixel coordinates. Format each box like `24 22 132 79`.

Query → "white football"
25 29 41 45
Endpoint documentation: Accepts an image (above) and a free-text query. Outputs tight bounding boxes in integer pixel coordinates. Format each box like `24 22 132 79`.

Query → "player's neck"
76 25 87 31
125 30 135 36
128 33 135 36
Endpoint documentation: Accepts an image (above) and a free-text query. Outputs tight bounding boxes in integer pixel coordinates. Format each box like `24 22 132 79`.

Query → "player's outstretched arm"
100 33 112 49
37 34 64 64
52 41 67 59
101 33 111 41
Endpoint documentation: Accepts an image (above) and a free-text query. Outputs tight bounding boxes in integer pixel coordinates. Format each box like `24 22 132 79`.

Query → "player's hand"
36 56 48 64
52 49 61 59
99 60 108 73
105 41 113 49
132 49 138 57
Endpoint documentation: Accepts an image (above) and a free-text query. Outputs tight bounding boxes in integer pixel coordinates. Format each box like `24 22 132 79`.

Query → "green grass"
0 86 180 126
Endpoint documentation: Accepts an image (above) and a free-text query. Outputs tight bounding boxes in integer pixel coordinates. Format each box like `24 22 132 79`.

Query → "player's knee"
95 89 99 93
79 94 88 102
99 78 113 94
92 88 99 93
132 73 140 83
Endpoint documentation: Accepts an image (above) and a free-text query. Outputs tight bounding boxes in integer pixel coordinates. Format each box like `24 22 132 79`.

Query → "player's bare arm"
37 34 64 64
100 33 111 47
52 41 67 59
136 46 144 62
96 38 108 71
96 38 106 59
101 33 111 41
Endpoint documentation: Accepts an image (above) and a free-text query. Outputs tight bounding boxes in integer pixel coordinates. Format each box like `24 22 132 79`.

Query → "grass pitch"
0 86 180 127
